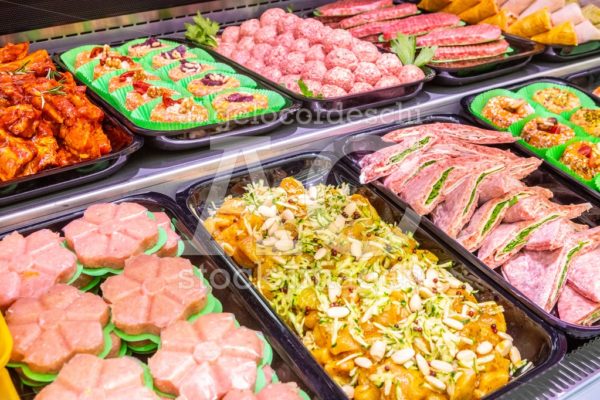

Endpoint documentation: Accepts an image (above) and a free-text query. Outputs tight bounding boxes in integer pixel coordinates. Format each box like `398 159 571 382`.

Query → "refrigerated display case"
2 1 600 399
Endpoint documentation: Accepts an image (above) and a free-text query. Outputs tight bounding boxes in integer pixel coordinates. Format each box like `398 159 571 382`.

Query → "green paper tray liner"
469 88 531 131
546 137 600 191
516 82 596 116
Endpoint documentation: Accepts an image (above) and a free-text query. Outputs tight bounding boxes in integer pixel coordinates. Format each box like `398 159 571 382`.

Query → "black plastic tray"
566 66 600 101
0 111 142 208
2 193 322 400
460 76 600 206
188 40 434 115
338 113 600 338
53 47 301 152
176 151 567 398
536 40 600 62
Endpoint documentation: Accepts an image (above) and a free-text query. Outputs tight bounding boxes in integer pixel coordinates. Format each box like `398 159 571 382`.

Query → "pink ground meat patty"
398 65 426 83
291 38 310 52
263 66 283 82
302 79 323 94
375 75 402 88
101 254 208 336
251 43 272 62
294 18 325 44
376 53 403 75
236 36 255 50
254 25 277 44
217 43 236 58
302 60 327 82
36 354 160 400
7 284 110 374
306 44 326 61
221 26 241 43
263 45 288 68
245 58 264 72
352 41 380 63
240 19 260 36
323 28 353 51
260 8 286 26
281 52 306 75
277 32 296 48
323 66 355 91
279 75 301 92
148 313 264 397
350 82 374 94
354 62 382 85
325 47 358 70
321 84 347 97
0 229 77 310
231 50 251 65
62 202 159 269
277 13 301 34
154 212 180 257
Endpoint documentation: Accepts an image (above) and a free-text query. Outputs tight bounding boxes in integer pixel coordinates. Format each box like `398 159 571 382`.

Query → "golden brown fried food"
0 42 29 63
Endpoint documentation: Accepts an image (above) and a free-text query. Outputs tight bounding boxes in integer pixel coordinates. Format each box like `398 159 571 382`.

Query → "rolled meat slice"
503 194 591 223
432 162 506 238
558 284 600 326
381 122 517 144
525 218 588 251
478 212 564 268
568 247 600 302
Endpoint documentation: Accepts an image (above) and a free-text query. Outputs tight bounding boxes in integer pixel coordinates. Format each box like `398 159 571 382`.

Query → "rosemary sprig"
35 85 67 110
10 60 31 75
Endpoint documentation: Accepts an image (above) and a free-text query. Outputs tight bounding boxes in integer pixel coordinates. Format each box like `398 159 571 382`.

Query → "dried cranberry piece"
200 74 225 86
226 93 254 102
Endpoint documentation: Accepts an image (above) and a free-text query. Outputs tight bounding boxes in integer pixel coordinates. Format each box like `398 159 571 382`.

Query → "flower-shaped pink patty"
6 284 110 374
101 254 208 336
0 229 77 310
149 313 264 399
224 383 304 400
155 211 181 257
63 202 160 269
36 354 160 400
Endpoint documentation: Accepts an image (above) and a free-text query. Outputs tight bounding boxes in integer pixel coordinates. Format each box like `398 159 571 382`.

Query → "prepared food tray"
56 39 300 150
566 66 600 100
0 42 142 206
416 0 600 62
186 8 434 114
310 0 544 85
0 194 315 400
462 77 600 202
178 151 565 400
343 113 600 337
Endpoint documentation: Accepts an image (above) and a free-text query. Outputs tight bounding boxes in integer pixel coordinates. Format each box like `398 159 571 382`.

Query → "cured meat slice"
6 284 109 374
63 202 160 269
502 0 535 16
316 0 393 17
0 229 77 310
359 132 438 183
502 238 587 312
101 254 208 336
478 212 563 268
432 39 510 62
349 21 395 38
148 313 264 397
35 354 160 400
432 162 505 238
504 194 591 223
397 158 470 215
154 212 181 257
478 175 528 204
558 284 600 325
525 218 587 251
568 247 600 302
383 152 453 195
416 24 502 47
458 190 532 252
381 13 461 40
341 3 418 29
381 122 517 145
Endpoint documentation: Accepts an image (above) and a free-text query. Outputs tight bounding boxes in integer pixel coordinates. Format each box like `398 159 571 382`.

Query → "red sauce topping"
133 81 151 94
162 96 178 107
118 70 137 82
578 144 593 158
226 93 253 102
89 47 104 59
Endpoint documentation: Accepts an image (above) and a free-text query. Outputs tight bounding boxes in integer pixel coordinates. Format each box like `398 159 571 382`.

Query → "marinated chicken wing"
0 42 29 63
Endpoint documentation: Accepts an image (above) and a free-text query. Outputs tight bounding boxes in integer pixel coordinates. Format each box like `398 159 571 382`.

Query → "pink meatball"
306 44 326 61
260 8 287 26
245 58 264 72
237 36 255 50
263 45 288 67
302 79 322 94
323 66 354 92
292 38 310 53
294 19 325 44
251 43 272 62
301 60 327 82
280 74 301 92
349 82 374 94
231 50 251 65
375 75 402 88
240 19 261 36
398 65 426 83
277 32 296 49
352 41 380 63
323 29 353 52
221 26 241 43
321 84 347 98
217 43 236 58
376 53 403 75
277 13 301 34
325 48 358 71
254 25 277 44
354 62 382 86
264 66 283 82
281 51 306 75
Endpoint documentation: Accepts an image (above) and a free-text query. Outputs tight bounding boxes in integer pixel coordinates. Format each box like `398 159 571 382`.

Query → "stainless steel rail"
1 1 600 398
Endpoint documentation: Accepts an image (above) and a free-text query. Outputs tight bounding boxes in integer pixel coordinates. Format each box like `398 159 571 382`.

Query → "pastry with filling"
482 96 534 128
167 59 216 81
532 87 581 114
560 141 600 180
108 69 159 93
521 117 575 148
127 37 170 58
151 45 197 70
211 92 269 120
570 108 600 137
124 81 178 111
187 73 241 97
150 96 209 123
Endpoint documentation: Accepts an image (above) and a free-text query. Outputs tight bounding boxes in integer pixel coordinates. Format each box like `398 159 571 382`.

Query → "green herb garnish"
389 136 431 165
10 60 31 75
185 12 220 48
549 241 586 308
298 79 323 99
501 214 560 255
390 33 436 68
482 195 519 236
425 167 454 206
463 167 504 216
